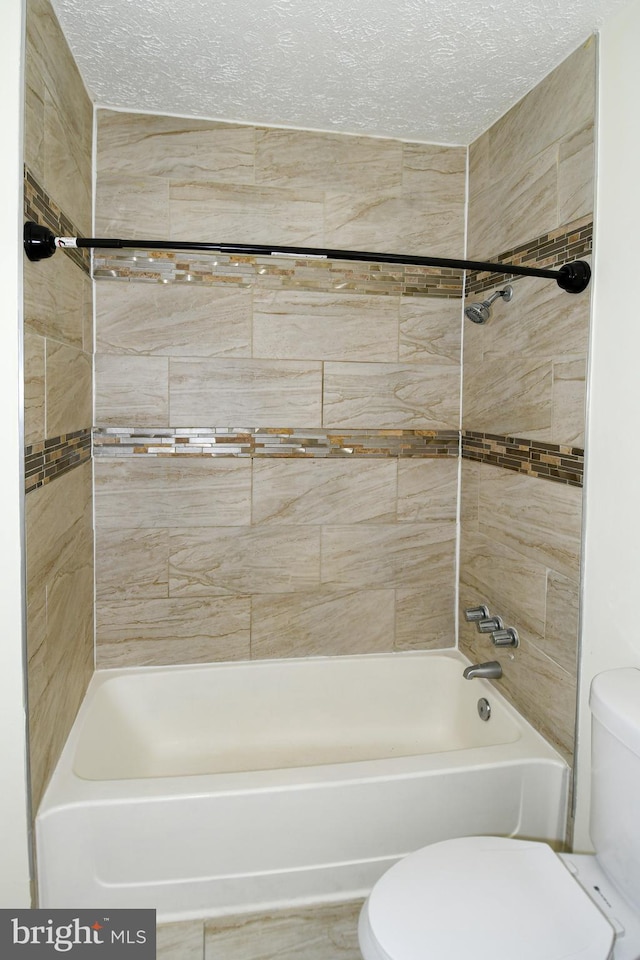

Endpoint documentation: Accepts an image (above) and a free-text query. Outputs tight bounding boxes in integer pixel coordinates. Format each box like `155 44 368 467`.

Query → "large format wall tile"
95 355 169 426
323 362 459 428
96 281 252 358
250 589 395 659
95 527 169 600
92 101 463 667
484 41 595 190
24 254 87 348
45 90 91 234
24 330 45 446
460 611 577 761
252 290 399 363
558 125 595 225
458 461 583 760
463 357 553 436
96 597 251 667
402 143 467 205
552 359 587 447
95 459 252 528
26 463 93 809
398 297 461 364
24 1 94 819
251 459 397 525
466 274 590 363
468 40 595 260
397 459 459 522
169 181 325 246
170 358 323 426
395 580 456 650
477 466 582 581
255 128 403 193
26 0 92 234
324 192 463 257
97 111 256 184
321 523 455 590
169 527 322 597
543 572 580 676
467 146 558 260
96 175 171 239
460 528 547 643
461 43 593 774
45 340 92 436
462 271 590 445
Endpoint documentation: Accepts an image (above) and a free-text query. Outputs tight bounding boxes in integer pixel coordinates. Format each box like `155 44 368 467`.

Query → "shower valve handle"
477 616 504 634
464 605 490 622
491 627 519 648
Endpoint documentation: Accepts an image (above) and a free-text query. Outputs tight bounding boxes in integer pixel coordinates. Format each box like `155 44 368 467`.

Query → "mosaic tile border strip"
23 168 90 275
462 430 584 486
93 251 464 298
93 427 461 459
25 428 92 494
93 218 592 301
32 428 582 484
466 216 593 297
24 161 590 302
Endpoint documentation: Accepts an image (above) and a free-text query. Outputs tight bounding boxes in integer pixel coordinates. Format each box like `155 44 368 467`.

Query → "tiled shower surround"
23 6 595 852
460 38 595 763
23 0 94 813
91 39 594 766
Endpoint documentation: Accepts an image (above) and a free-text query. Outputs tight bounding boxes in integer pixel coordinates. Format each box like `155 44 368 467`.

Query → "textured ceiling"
51 0 630 144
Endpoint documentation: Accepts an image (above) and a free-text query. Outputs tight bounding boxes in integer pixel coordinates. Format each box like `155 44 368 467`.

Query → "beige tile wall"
26 463 94 810
94 111 464 667
24 0 94 811
94 455 458 666
460 41 595 764
94 53 592 776
96 111 466 256
467 40 595 261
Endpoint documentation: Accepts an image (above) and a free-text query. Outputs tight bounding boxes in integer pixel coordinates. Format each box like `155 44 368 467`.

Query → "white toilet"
359 667 640 960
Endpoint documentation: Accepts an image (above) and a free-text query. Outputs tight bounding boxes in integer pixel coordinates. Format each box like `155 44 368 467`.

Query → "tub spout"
463 661 502 680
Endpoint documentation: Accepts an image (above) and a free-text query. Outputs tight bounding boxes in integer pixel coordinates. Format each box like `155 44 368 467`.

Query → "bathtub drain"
477 698 491 721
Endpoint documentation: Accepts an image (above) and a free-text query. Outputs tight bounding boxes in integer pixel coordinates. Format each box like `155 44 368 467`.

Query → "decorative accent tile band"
24 166 591 301
25 428 92 494
28 428 582 485
23 168 90 274
466 216 593 297
92 218 591 300
93 252 464 298
93 427 461 459
462 430 584 486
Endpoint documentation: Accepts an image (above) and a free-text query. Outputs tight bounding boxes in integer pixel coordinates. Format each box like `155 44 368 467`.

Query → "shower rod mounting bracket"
22 221 591 294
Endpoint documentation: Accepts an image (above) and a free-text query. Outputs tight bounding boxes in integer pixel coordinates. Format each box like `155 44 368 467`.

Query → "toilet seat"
360 836 615 960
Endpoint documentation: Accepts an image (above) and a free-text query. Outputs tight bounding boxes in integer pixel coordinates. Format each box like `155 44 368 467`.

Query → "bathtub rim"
36 648 569 816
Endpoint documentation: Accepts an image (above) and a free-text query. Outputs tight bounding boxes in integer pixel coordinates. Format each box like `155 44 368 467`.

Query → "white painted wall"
574 0 640 849
0 0 31 907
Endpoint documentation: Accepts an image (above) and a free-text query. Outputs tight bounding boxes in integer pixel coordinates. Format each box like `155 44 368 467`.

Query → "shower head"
465 285 513 324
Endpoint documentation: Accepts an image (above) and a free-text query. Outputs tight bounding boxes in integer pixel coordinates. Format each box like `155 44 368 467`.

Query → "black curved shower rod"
23 221 591 294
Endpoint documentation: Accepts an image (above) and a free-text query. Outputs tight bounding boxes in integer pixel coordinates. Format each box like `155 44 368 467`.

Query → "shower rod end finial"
556 260 591 294
24 221 57 262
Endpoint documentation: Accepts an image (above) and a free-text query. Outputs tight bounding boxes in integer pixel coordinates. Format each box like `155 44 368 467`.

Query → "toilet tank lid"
590 668 640 758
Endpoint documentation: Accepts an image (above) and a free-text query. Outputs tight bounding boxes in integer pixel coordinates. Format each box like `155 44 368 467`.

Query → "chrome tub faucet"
462 661 503 680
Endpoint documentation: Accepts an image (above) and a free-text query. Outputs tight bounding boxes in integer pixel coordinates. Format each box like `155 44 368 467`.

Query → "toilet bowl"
358 836 623 960
359 668 640 960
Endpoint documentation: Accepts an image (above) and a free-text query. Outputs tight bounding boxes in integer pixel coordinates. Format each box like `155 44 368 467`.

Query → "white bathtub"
36 650 568 922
